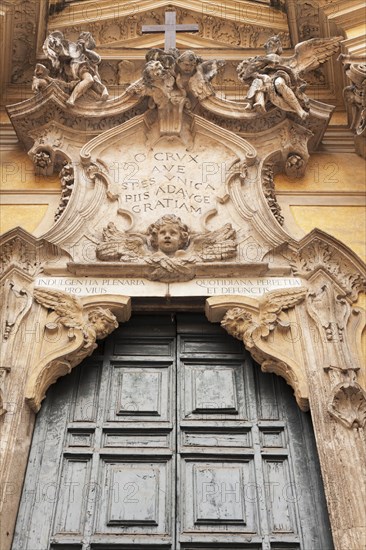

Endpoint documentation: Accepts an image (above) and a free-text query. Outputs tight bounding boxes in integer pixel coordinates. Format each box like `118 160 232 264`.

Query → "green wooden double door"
13 314 333 550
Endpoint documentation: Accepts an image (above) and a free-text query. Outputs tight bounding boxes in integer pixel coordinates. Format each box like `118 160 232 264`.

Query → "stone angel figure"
175 51 225 100
33 288 118 350
126 48 224 104
96 215 237 283
42 30 109 105
126 59 179 109
237 35 342 119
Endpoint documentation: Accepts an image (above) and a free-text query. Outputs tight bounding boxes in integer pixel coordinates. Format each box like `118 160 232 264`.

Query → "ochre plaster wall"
1 148 364 259
290 206 365 260
275 152 365 193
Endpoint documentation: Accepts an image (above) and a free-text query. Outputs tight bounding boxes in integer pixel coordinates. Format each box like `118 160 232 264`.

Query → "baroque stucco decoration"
339 54 366 158
96 216 237 282
5 33 342 284
2 21 366 550
27 288 119 411
206 230 366 420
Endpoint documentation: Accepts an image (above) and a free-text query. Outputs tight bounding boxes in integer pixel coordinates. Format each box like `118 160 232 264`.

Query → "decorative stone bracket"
26 289 130 411
206 288 310 411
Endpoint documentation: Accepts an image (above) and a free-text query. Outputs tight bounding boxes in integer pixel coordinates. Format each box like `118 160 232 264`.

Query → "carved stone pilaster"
285 231 366 430
305 279 366 428
282 232 366 550
0 229 131 550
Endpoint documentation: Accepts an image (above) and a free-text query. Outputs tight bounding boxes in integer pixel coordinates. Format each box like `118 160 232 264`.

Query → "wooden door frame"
1 263 365 549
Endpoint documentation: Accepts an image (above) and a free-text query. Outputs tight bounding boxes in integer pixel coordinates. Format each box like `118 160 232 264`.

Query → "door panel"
12 314 333 550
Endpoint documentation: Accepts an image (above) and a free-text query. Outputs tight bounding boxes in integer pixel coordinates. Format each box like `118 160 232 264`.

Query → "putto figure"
96 215 237 283
127 48 225 104
237 35 342 119
41 30 109 106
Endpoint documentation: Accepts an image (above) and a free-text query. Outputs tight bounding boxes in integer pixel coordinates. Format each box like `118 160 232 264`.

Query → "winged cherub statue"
237 35 342 119
42 30 109 105
126 49 224 104
33 288 118 351
96 215 237 283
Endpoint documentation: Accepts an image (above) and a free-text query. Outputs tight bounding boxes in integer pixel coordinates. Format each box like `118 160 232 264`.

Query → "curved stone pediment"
6 83 147 151
38 109 302 281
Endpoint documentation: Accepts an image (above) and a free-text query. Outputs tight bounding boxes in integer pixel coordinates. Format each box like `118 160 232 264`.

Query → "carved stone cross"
142 11 199 50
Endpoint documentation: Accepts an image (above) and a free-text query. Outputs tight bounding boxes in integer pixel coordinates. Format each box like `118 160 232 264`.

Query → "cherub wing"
190 223 237 261
33 288 84 328
258 288 307 335
189 61 224 100
200 60 225 82
97 222 147 261
188 69 213 100
284 36 342 77
237 56 270 82
101 222 126 242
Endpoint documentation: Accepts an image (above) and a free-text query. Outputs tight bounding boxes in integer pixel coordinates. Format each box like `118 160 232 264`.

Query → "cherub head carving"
148 215 189 256
143 61 166 86
34 150 52 169
87 307 118 339
263 35 283 55
176 51 202 76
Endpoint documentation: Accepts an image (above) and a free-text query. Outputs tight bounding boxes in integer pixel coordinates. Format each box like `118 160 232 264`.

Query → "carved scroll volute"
305 272 366 429
25 289 130 412
206 288 309 411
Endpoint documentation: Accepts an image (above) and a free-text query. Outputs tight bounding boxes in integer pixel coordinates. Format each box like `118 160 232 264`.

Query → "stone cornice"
48 0 289 30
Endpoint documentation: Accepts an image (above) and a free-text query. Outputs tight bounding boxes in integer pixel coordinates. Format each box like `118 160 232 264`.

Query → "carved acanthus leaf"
290 239 366 301
262 164 284 225
0 238 43 277
55 162 74 221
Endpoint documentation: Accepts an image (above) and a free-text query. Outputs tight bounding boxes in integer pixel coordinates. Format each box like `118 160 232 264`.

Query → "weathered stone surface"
1 17 365 550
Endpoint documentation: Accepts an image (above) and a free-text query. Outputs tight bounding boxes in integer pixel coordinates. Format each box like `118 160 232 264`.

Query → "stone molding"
0 229 131 550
